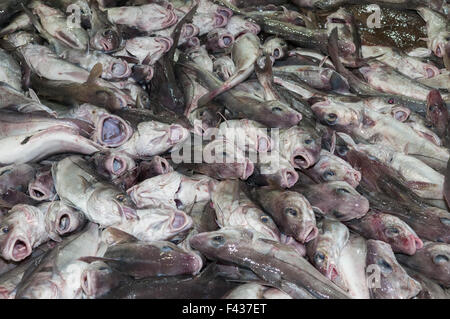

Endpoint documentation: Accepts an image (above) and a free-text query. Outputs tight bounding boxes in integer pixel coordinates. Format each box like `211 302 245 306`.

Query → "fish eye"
323 170 335 179
314 251 325 264
336 145 348 156
116 194 125 202
336 188 350 194
433 254 449 264
272 107 283 112
98 267 108 271
325 113 337 125
284 208 298 217
1 226 8 234
211 235 225 247
304 139 313 145
385 227 400 237
377 258 393 273
260 216 270 223
161 246 173 252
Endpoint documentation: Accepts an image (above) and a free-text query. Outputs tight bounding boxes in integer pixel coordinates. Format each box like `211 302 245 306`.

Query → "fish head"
94 151 136 178
417 242 450 285
0 206 34 262
203 138 254 180
277 192 317 243
94 113 133 148
281 126 322 169
310 151 361 187
89 186 137 222
263 37 288 60
81 261 119 298
245 206 280 241
151 241 203 275
90 28 122 53
189 227 254 261
47 202 86 237
105 58 132 80
263 100 302 128
369 212 423 255
366 240 422 299
311 98 361 131
308 181 369 221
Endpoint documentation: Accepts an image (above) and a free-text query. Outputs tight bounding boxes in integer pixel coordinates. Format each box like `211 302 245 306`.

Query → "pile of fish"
0 0 449 299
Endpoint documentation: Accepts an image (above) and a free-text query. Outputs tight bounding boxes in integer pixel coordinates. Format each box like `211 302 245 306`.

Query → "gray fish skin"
396 241 450 287
252 187 317 243
52 155 137 227
292 181 369 221
81 241 202 279
366 239 422 299
190 227 350 299
15 223 103 299
98 263 239 299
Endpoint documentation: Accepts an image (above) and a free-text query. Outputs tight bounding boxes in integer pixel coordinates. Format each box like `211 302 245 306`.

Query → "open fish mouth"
170 211 192 233
280 168 299 188
97 115 133 147
8 236 31 262
292 150 315 169
105 155 128 176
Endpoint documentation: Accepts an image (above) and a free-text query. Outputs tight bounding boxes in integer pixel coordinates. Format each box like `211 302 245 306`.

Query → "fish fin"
87 63 103 84
48 233 63 243
28 88 41 104
78 256 109 263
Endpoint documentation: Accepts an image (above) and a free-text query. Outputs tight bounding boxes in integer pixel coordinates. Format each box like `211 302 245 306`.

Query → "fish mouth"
28 183 52 201
105 155 127 176
292 150 314 169
216 7 233 19
257 136 272 152
326 264 339 281
185 253 203 275
185 37 200 48
170 211 192 232
56 211 74 235
299 224 318 243
182 23 199 39
245 22 261 35
110 61 131 79
93 29 121 52
155 37 174 53
8 236 31 262
168 125 189 144
213 13 228 28
162 9 178 29
424 65 439 78
403 235 424 255
97 115 132 147
218 34 234 49
345 171 361 188
81 270 95 297
280 168 299 188
116 202 138 221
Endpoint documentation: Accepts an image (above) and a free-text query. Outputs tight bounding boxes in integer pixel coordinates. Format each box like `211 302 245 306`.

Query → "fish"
15 223 103 299
81 241 202 279
292 181 370 221
224 282 293 299
306 219 349 285
396 241 450 287
211 180 280 241
251 187 317 243
345 211 423 255
365 239 422 299
189 227 350 299
52 155 138 227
